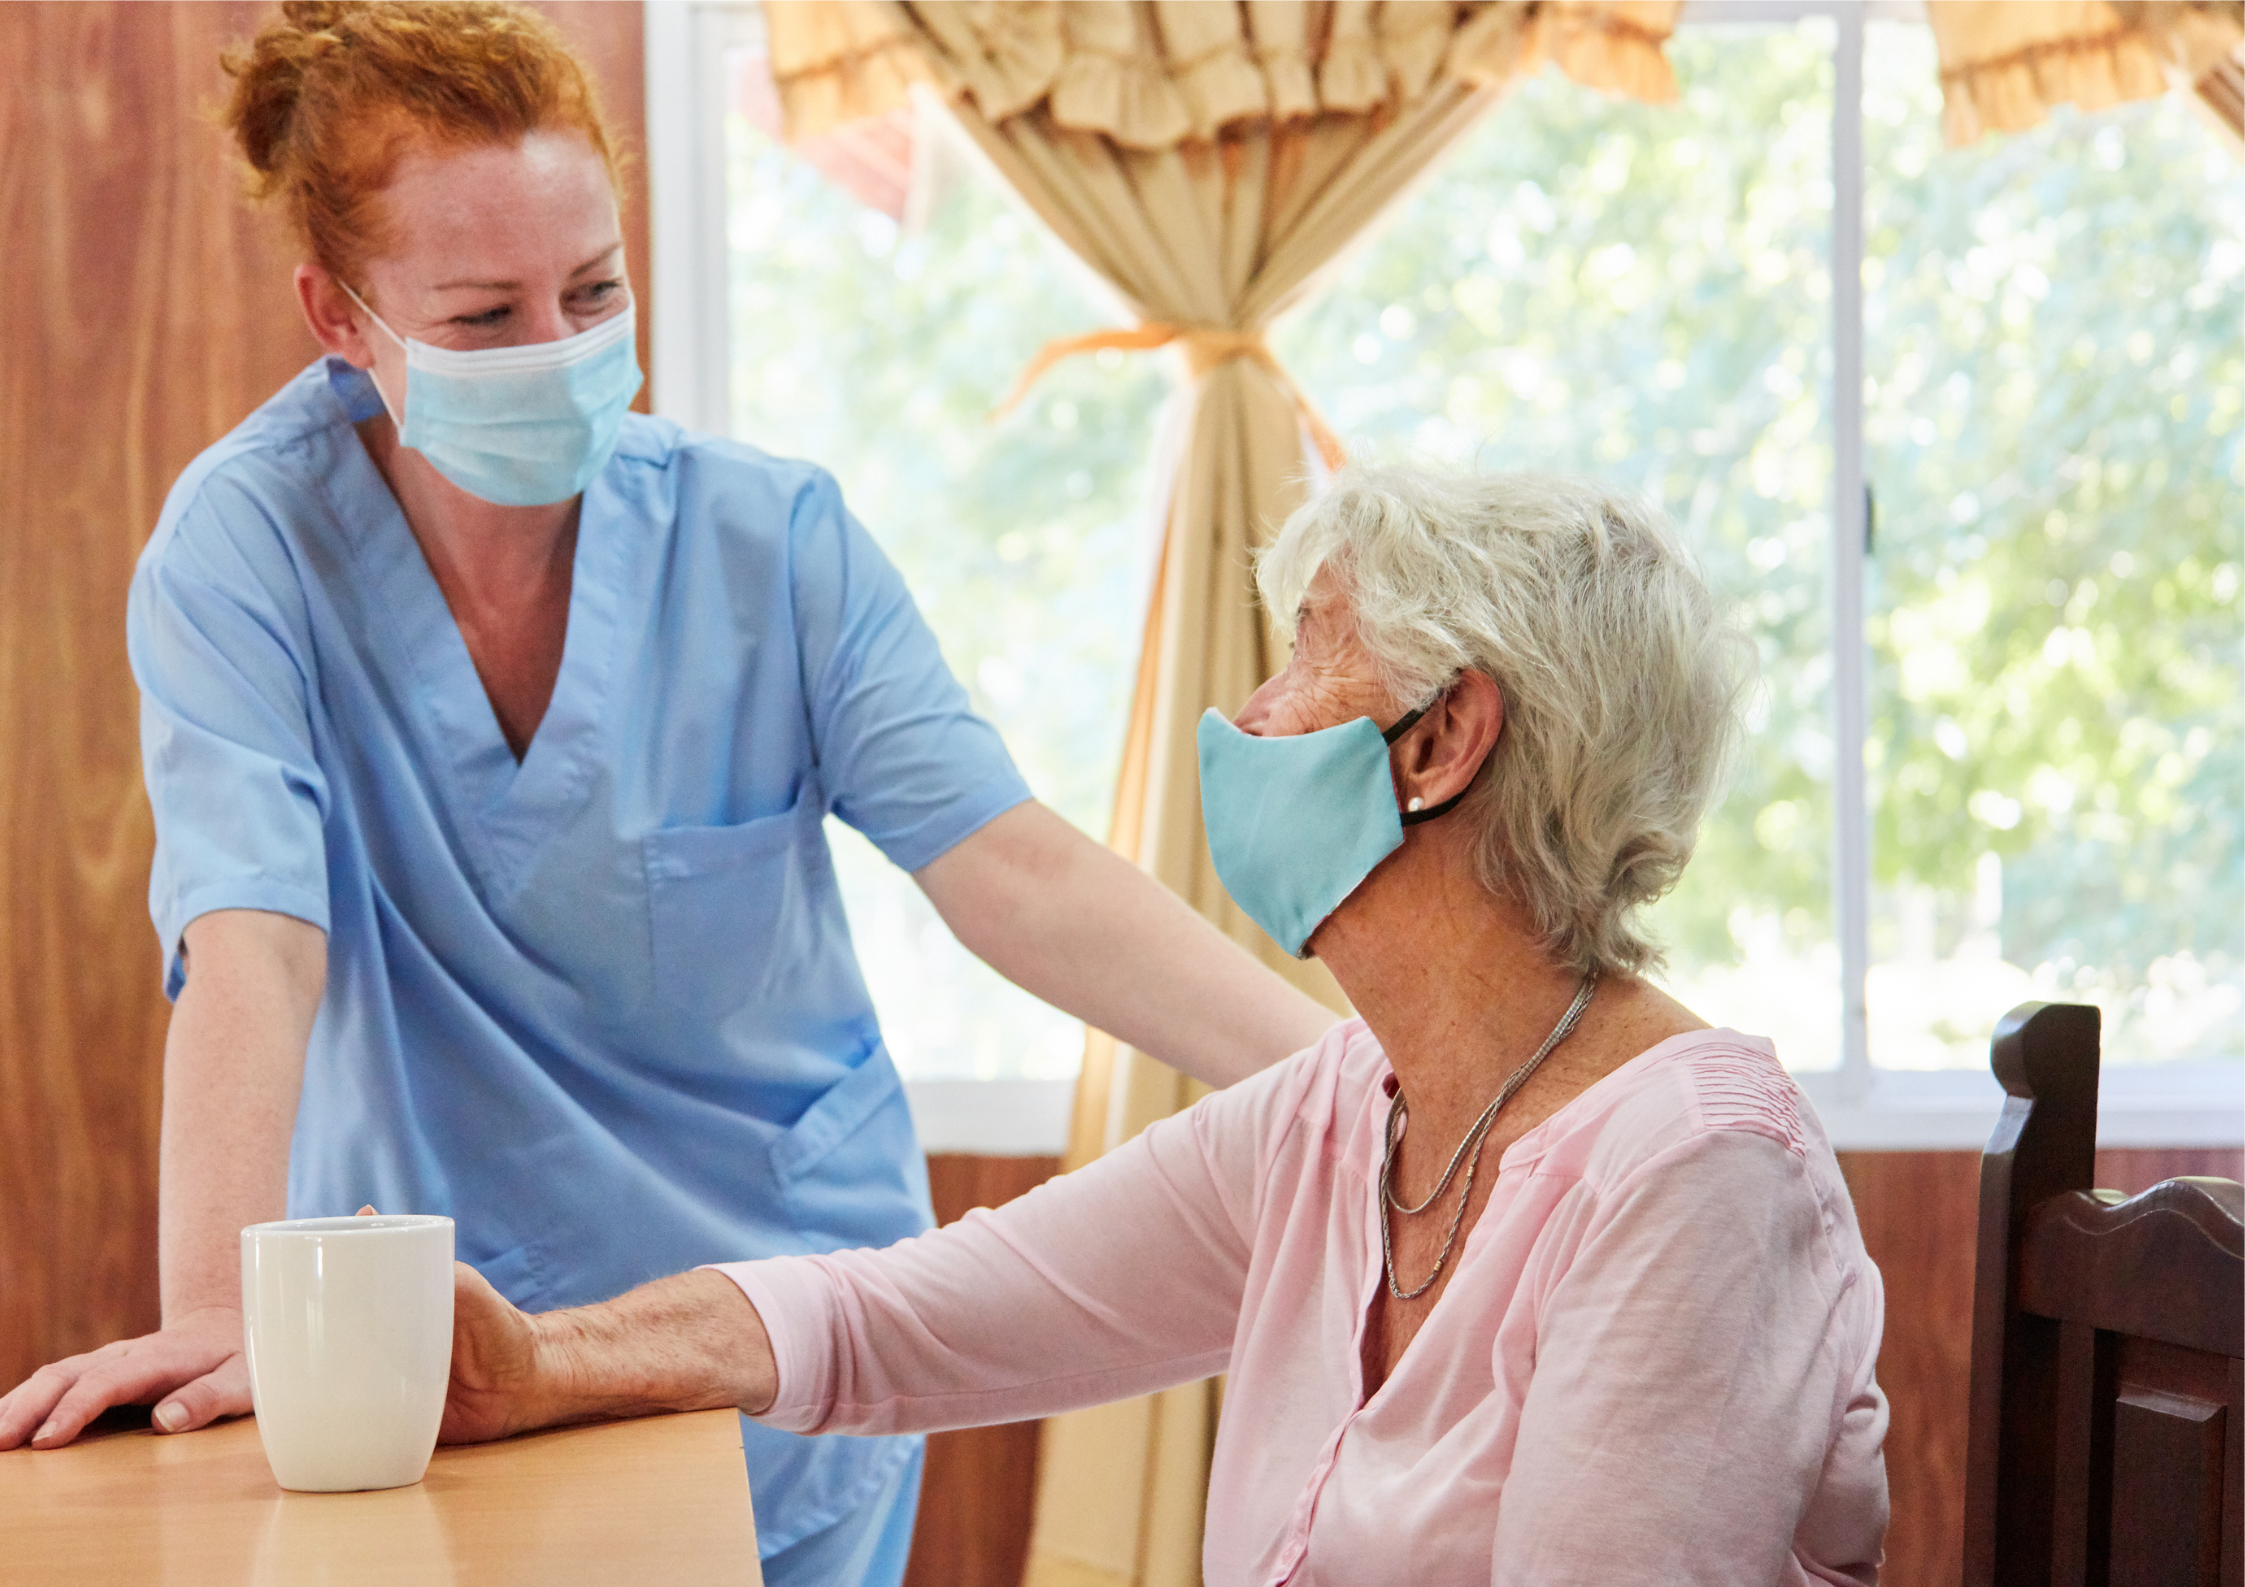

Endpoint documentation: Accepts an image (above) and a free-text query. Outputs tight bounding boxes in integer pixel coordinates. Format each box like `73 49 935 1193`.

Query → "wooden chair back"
1963 1001 2244 1586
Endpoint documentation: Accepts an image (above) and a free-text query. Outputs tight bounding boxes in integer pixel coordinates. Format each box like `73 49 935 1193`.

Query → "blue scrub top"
127 358 1033 1553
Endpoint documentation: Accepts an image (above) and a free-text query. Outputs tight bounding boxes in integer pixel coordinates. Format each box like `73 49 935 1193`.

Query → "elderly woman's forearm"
526 1270 778 1426
917 801 1336 1087
713 1100 1257 1437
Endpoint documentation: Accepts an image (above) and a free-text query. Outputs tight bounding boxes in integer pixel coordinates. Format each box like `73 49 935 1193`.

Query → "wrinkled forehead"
1288 561 1355 634
1286 570 1379 675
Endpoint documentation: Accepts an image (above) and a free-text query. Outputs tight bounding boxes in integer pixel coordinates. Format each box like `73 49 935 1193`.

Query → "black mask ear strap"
1379 705 1428 745
1381 694 1473 826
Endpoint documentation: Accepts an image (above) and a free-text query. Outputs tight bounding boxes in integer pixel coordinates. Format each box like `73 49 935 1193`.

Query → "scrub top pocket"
770 1041 930 1244
643 785 831 1025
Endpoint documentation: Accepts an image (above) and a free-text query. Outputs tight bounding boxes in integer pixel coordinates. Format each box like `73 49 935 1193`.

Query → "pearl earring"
1407 796 1425 813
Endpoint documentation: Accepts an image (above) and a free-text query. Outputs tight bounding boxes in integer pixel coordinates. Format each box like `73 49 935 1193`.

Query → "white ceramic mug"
240 1214 455 1492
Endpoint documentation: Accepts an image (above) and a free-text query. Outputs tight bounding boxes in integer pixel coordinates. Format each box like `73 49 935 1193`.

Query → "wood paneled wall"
0 0 648 1397
3 0 313 1397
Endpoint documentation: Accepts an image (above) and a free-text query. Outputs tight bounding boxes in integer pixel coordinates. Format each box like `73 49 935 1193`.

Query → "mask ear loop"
1380 686 1479 827
335 280 408 427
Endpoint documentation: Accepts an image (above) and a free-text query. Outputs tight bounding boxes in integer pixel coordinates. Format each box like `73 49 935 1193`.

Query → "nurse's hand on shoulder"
0 1306 250 1451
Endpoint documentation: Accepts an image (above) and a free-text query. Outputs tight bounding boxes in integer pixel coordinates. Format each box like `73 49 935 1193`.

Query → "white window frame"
647 0 2244 1155
645 0 752 435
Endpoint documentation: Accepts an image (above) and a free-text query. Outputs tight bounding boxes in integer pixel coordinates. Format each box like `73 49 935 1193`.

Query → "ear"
295 263 378 367
1394 672 1503 812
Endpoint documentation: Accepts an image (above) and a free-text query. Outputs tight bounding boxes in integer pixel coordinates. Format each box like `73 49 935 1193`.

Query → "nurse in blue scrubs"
0 4 1333 1579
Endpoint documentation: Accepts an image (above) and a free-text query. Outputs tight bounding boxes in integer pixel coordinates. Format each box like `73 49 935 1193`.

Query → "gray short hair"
1256 464 1754 978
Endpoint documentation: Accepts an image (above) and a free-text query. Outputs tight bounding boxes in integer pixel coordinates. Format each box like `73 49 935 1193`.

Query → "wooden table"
0 1409 762 1584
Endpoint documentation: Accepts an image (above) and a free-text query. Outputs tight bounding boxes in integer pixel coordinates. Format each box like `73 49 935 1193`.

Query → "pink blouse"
716 1022 1889 1585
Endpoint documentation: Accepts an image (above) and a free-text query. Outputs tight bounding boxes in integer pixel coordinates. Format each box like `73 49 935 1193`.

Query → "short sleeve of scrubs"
130 465 332 999
784 471 1028 871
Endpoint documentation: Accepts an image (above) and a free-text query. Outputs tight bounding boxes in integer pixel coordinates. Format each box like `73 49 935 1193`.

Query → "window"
649 3 2241 1148
1280 8 2242 1137
1859 23 2241 1075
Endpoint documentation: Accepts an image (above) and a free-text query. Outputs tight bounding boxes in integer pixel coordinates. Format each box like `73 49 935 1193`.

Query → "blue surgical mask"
1197 700 1464 957
341 283 643 507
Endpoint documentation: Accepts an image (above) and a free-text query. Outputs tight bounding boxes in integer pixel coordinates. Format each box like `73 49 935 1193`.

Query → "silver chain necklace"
1379 974 1597 1301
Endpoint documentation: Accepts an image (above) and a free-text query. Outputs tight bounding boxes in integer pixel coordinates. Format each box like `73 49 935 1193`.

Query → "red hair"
221 1 623 279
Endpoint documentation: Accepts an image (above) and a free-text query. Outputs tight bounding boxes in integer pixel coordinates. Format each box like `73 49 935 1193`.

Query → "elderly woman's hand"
440 1261 555 1444
345 1204 564 1444
344 1205 553 1445
436 1262 781 1443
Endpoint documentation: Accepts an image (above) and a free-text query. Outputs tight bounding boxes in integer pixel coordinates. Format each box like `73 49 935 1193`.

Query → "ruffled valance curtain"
766 1 1681 145
1925 0 2244 151
761 5 1682 1583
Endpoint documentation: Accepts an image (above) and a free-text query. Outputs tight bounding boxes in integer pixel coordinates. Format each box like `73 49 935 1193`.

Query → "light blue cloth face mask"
1197 701 1461 958
341 283 643 507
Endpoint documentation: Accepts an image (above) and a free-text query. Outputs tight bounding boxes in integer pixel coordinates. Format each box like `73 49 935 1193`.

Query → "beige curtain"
763 4 1680 1582
1925 0 2244 151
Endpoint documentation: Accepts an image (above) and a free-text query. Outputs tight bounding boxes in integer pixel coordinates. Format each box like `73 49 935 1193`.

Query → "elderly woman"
437 467 1892 1583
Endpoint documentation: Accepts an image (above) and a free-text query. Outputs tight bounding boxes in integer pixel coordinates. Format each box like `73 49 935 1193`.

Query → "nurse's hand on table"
440 1263 778 1444
0 1307 250 1451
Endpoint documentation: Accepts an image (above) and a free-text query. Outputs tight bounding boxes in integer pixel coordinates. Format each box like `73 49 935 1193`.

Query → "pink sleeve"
1490 1129 1882 1587
711 1052 1308 1437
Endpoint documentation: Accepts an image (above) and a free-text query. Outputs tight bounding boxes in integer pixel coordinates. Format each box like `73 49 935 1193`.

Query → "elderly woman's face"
1233 572 1397 738
351 130 628 378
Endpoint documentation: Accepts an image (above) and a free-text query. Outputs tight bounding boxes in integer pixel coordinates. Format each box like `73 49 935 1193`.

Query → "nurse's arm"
0 909 323 1450
913 801 1336 1089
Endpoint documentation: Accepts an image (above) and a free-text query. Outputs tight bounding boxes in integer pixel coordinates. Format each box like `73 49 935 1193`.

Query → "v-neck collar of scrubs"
317 361 628 901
